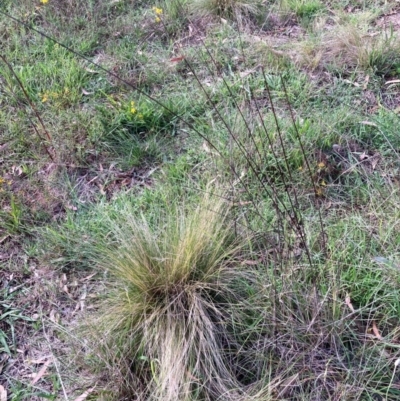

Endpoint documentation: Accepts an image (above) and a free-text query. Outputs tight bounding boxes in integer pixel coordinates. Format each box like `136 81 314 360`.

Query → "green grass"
1 0 400 399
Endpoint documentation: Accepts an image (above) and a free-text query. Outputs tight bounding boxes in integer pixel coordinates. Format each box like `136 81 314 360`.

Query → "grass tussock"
87 193 253 400
190 0 261 19
297 23 400 75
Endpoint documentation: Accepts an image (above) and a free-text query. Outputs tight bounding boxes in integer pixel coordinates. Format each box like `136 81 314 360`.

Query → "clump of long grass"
89 193 254 400
190 0 261 19
298 23 400 75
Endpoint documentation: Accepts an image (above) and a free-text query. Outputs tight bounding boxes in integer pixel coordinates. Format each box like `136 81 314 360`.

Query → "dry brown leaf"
73 386 96 401
81 272 97 282
62 284 70 295
239 69 257 78
370 155 379 170
9 283 25 294
372 321 382 339
72 301 81 315
0 143 10 152
345 294 355 312
30 359 52 385
80 287 87 301
29 355 52 365
234 201 252 206
0 235 10 244
82 89 94 95
0 385 7 401
360 121 378 127
343 79 359 87
80 285 87 311
0 354 8 375
84 67 99 74
202 141 211 153
49 309 60 324
363 75 370 90
11 165 23 176
202 141 219 156
241 259 261 266
169 56 185 62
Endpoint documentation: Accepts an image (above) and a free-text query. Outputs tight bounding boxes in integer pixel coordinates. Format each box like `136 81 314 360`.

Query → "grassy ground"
1 0 400 399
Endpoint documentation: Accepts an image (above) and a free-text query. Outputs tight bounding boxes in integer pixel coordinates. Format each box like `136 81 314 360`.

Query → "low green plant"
95 97 173 167
153 0 191 37
0 288 33 356
286 0 323 20
0 195 24 235
5 381 57 401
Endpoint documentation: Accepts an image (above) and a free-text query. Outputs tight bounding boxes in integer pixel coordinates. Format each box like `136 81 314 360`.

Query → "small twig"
40 310 69 400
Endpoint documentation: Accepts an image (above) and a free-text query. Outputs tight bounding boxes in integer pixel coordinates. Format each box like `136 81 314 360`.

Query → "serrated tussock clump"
190 0 261 19
90 194 254 400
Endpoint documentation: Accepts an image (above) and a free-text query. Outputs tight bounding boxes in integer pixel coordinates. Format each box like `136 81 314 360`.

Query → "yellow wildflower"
138 113 144 120
152 6 163 15
155 16 161 23
40 0 49 4
41 92 49 103
130 101 137 114
317 162 325 169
